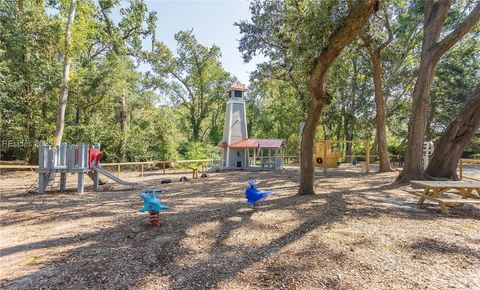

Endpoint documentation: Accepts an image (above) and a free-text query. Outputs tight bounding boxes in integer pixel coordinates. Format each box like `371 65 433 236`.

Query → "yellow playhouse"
313 140 371 173
313 141 341 168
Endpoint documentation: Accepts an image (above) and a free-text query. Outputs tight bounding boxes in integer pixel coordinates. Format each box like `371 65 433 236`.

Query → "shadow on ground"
1 169 479 289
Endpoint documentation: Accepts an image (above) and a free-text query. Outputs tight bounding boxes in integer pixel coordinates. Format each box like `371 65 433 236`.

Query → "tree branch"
360 33 374 56
122 25 142 40
433 2 480 60
170 71 195 101
378 6 393 51
309 0 378 102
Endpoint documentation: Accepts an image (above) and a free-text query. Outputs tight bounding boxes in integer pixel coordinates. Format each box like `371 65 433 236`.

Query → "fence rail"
0 159 218 177
280 154 402 164
0 164 38 169
458 158 480 181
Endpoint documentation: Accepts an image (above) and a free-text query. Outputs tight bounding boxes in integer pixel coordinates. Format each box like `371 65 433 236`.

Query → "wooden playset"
313 142 342 168
313 140 371 173
37 141 90 193
37 142 136 193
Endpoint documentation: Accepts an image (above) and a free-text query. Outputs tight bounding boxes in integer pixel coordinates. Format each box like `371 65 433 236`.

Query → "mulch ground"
1 165 479 289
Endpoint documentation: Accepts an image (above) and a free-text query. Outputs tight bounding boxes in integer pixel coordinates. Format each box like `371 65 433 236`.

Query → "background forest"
0 0 479 165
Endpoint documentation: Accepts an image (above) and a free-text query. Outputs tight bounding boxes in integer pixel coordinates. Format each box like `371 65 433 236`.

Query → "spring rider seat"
245 180 272 207
139 190 169 227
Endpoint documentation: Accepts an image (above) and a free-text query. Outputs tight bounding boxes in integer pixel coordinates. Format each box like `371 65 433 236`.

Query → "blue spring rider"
245 180 272 206
139 190 169 226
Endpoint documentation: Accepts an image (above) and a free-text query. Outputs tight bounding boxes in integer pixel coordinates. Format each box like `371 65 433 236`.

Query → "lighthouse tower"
220 82 248 168
219 82 284 170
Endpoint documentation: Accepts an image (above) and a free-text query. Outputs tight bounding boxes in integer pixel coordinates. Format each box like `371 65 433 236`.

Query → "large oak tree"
397 0 480 183
238 0 378 195
299 0 378 194
425 85 480 180
54 0 77 146
361 4 393 172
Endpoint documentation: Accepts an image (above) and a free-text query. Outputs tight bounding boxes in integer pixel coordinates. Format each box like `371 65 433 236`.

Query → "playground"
1 166 479 289
2 1 480 289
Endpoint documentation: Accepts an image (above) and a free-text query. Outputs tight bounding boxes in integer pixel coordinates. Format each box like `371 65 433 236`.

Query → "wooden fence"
0 159 218 177
458 158 480 182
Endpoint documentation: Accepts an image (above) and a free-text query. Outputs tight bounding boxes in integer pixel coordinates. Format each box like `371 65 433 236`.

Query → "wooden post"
60 172 67 192
274 149 277 167
459 159 463 180
163 162 166 174
78 172 84 193
260 148 264 167
117 165 120 177
268 148 272 165
39 173 46 194
141 164 144 177
323 140 327 173
94 170 99 190
47 172 55 186
366 140 370 174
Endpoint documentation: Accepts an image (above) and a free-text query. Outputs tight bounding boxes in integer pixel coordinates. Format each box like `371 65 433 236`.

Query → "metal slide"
92 166 137 188
86 171 107 185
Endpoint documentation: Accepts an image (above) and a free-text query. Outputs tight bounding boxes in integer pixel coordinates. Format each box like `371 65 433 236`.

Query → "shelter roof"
228 139 283 148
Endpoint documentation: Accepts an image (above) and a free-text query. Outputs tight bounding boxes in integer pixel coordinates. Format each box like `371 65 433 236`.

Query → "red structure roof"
228 139 283 148
226 82 247 92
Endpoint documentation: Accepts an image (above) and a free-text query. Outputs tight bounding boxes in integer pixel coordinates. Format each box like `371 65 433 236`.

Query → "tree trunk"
300 99 327 194
75 105 81 125
344 59 358 163
371 132 378 157
371 50 392 172
299 0 378 195
27 108 36 164
360 6 394 172
346 97 356 162
397 0 480 183
345 130 353 161
16 0 36 163
343 108 350 161
54 0 77 146
119 94 127 161
425 86 480 179
426 99 436 141
192 120 201 141
398 57 436 182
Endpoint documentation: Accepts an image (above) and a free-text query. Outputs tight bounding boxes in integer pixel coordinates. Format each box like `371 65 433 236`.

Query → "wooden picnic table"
407 180 480 213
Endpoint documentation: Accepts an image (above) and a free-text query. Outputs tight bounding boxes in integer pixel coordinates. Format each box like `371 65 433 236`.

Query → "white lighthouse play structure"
219 82 284 170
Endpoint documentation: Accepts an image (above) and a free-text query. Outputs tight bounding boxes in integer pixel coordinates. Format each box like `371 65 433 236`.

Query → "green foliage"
428 33 480 140
246 78 303 155
148 30 232 142
178 141 219 160
1 0 479 164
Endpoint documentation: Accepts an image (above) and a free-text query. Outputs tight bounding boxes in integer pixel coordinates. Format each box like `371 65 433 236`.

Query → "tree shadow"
407 238 480 260
1 170 479 289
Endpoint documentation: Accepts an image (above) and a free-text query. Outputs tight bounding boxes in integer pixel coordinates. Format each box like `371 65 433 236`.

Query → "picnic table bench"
406 180 480 213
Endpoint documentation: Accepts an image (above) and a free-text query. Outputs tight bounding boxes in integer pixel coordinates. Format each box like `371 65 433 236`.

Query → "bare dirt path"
1 166 479 289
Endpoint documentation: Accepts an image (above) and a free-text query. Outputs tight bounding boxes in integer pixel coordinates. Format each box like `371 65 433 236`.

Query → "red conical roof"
227 82 247 92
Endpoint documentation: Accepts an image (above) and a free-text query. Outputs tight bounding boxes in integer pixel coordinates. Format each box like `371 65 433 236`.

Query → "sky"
141 0 266 85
